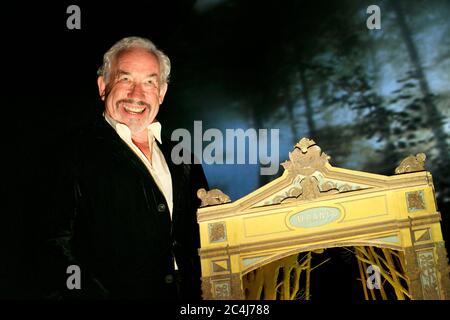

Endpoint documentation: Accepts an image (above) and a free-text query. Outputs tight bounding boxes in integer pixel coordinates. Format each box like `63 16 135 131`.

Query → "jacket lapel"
94 118 161 187
93 118 184 221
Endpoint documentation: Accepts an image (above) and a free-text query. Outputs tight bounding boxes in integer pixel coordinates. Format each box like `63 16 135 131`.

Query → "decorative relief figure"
302 176 340 200
298 176 323 201
435 242 450 299
406 190 426 212
417 250 440 299
395 153 426 174
208 222 227 243
214 280 231 299
281 176 340 203
198 188 231 207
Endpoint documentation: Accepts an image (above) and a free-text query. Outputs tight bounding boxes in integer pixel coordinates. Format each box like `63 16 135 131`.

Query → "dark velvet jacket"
38 115 208 300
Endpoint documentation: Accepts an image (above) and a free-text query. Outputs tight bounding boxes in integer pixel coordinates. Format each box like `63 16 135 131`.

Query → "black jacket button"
164 274 174 284
157 204 166 212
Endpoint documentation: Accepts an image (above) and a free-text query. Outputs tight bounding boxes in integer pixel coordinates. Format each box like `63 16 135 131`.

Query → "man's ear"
158 82 168 105
97 76 106 101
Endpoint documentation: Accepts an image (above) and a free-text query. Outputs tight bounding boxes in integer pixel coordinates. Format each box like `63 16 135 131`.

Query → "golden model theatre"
196 138 450 300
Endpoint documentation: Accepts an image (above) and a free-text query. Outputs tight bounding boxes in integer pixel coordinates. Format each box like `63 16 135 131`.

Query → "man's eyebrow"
116 70 158 78
117 70 131 76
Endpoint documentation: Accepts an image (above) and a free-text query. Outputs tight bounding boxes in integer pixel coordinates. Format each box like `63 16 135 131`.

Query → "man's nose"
128 83 145 100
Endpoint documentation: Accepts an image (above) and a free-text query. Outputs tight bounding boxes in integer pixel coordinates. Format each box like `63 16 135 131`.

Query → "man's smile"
123 104 146 114
116 99 151 116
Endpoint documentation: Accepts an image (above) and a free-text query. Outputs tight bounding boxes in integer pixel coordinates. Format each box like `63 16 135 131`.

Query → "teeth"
124 106 145 113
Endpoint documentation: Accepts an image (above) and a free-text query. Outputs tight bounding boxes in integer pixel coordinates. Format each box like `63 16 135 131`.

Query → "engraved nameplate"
289 207 342 228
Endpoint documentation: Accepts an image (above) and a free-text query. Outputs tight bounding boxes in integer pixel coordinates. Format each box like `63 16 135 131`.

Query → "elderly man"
39 36 208 300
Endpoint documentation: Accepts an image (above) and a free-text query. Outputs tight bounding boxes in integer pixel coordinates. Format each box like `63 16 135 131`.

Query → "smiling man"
98 43 168 152
38 37 208 300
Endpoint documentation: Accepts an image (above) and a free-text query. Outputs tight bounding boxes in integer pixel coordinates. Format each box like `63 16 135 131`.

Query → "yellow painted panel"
243 212 291 237
338 195 388 222
430 223 444 242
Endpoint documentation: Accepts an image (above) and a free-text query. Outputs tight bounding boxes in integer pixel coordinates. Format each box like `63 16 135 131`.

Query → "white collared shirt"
103 113 174 218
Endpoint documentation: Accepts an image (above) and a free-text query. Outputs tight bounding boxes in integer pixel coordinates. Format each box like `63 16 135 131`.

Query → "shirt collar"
103 112 162 144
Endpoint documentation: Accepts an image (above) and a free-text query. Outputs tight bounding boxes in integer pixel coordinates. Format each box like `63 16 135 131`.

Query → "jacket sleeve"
37 136 109 299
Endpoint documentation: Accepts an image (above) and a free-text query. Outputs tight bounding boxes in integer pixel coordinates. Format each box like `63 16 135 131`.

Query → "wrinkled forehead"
111 48 160 76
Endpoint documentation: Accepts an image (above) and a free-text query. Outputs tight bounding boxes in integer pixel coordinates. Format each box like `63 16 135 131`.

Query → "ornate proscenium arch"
196 138 450 300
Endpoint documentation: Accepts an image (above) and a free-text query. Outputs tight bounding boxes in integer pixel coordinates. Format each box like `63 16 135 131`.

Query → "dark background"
2 0 449 299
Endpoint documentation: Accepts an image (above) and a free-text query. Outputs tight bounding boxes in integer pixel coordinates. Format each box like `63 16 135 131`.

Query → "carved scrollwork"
280 176 340 203
395 153 426 174
281 138 330 176
256 138 369 207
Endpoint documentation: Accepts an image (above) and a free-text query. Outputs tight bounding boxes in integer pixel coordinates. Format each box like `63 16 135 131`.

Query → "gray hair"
97 36 171 85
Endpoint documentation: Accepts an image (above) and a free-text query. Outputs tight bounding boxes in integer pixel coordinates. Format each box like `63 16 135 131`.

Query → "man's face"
97 48 167 134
